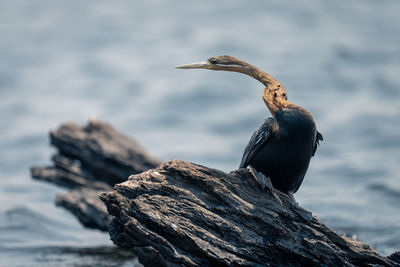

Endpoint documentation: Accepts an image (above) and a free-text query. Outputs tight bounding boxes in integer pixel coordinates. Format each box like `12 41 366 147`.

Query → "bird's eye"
273 92 277 98
209 58 218 64
282 93 286 97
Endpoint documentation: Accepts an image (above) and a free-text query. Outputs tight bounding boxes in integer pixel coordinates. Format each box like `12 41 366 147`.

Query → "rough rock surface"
31 119 400 265
31 119 161 230
100 159 399 267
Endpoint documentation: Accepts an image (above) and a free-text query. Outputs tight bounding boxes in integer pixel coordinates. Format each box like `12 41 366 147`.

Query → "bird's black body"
240 108 322 194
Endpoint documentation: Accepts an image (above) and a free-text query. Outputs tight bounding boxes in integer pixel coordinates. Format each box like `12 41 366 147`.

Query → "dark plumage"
176 55 322 196
240 111 322 194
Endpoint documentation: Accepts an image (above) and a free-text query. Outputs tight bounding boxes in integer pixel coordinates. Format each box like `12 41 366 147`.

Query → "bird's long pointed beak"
175 61 212 69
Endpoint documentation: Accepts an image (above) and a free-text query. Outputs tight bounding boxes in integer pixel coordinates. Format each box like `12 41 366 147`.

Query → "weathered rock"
100 159 399 267
55 188 112 231
48 118 161 185
31 119 161 231
389 252 400 264
31 119 399 266
31 155 111 191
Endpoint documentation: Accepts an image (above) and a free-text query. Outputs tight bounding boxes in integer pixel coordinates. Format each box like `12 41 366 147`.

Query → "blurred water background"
0 0 399 266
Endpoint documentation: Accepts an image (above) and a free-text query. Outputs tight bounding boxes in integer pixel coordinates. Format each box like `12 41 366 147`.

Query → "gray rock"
100 159 399 266
30 119 399 266
55 188 112 231
31 119 161 231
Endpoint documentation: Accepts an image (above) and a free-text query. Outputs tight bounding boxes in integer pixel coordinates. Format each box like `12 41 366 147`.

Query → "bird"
176 55 322 200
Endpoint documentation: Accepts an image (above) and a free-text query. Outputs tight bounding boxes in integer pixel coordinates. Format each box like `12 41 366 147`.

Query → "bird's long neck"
207 56 293 119
208 56 315 132
212 59 281 88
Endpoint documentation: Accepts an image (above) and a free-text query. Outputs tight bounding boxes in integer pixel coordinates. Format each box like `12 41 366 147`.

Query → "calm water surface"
0 0 399 266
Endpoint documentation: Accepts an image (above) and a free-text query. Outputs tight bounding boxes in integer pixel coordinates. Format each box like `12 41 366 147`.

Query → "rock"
31 119 399 266
100 159 399 266
31 119 161 231
55 188 112 231
48 118 161 185
389 252 400 264
31 155 111 191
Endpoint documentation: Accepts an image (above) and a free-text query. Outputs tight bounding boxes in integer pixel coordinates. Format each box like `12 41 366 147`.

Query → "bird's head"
176 55 289 116
176 55 252 72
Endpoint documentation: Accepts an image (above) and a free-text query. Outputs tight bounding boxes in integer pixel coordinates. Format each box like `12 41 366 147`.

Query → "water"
0 0 399 265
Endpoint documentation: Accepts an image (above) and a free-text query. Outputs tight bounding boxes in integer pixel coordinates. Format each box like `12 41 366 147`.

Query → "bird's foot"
246 166 273 191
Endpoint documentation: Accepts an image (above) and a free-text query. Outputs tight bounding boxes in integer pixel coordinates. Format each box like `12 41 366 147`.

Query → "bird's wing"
312 131 323 157
239 118 274 168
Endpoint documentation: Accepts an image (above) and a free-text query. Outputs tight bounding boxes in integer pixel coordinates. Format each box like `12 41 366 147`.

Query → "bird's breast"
273 109 317 159
276 109 316 139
